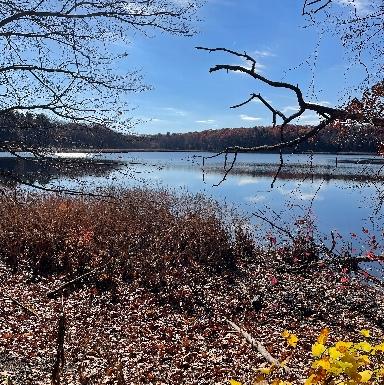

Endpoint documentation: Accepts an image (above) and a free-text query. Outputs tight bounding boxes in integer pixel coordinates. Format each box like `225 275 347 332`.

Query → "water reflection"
163 162 384 182
0 156 121 187
1 151 383 249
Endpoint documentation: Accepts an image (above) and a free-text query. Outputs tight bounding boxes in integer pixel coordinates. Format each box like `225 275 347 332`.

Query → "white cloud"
162 107 187 116
237 177 259 186
282 102 331 122
246 195 266 203
336 0 377 14
240 114 261 121
254 50 275 57
318 100 332 106
196 119 216 124
282 105 300 114
297 113 321 125
232 57 265 74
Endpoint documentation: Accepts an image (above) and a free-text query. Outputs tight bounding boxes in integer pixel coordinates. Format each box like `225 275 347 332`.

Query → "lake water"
30 151 381 255
2 151 383 256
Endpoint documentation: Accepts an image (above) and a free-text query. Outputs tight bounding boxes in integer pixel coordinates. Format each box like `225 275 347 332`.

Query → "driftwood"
47 264 107 299
226 318 292 375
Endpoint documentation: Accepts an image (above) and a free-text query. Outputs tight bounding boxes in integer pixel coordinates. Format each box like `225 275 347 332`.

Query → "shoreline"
43 148 380 155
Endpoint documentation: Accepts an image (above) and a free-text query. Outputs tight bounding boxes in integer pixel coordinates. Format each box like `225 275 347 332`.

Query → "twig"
47 264 107 299
212 150 238 186
4 295 39 317
302 0 332 16
253 212 295 240
330 231 336 253
271 150 284 188
225 318 292 375
196 46 375 189
358 269 384 289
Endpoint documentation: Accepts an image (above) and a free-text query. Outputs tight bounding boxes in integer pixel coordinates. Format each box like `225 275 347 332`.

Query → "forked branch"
196 46 372 185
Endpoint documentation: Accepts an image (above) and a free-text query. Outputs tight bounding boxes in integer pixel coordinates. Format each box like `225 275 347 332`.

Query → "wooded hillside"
0 111 382 153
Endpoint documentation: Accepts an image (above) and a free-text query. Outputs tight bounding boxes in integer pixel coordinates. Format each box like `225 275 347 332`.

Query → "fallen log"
225 318 292 375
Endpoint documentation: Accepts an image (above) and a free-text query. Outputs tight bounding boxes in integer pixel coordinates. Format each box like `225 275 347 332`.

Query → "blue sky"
121 0 377 134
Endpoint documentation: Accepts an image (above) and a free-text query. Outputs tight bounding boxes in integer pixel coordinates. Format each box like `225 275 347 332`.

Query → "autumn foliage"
1 189 383 384
0 189 252 308
231 327 384 385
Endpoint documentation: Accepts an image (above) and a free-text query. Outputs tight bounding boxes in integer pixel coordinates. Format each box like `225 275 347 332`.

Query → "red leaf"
366 251 376 260
270 276 278 286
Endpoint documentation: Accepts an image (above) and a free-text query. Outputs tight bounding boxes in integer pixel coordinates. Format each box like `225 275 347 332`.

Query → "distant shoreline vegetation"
0 110 382 154
48 148 381 156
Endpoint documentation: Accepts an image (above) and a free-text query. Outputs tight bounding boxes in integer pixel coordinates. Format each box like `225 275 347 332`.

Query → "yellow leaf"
287 334 298 348
337 360 354 370
354 341 372 352
229 380 242 385
312 343 326 357
312 358 330 370
359 370 372 382
282 330 290 338
317 328 330 345
254 367 272 375
329 346 343 360
374 341 384 352
304 374 317 385
335 341 353 353
376 364 384 377
358 355 371 365
327 365 343 376
282 330 298 347
360 329 370 338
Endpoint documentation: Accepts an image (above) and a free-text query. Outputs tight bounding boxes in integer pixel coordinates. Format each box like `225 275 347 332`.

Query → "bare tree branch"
197 46 380 185
0 1 200 129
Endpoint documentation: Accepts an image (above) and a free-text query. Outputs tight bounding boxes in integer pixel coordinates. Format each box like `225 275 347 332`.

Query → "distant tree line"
0 111 140 151
0 111 382 154
134 124 382 153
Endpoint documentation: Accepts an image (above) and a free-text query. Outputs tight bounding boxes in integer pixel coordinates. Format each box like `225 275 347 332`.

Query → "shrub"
230 328 384 385
0 188 254 309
